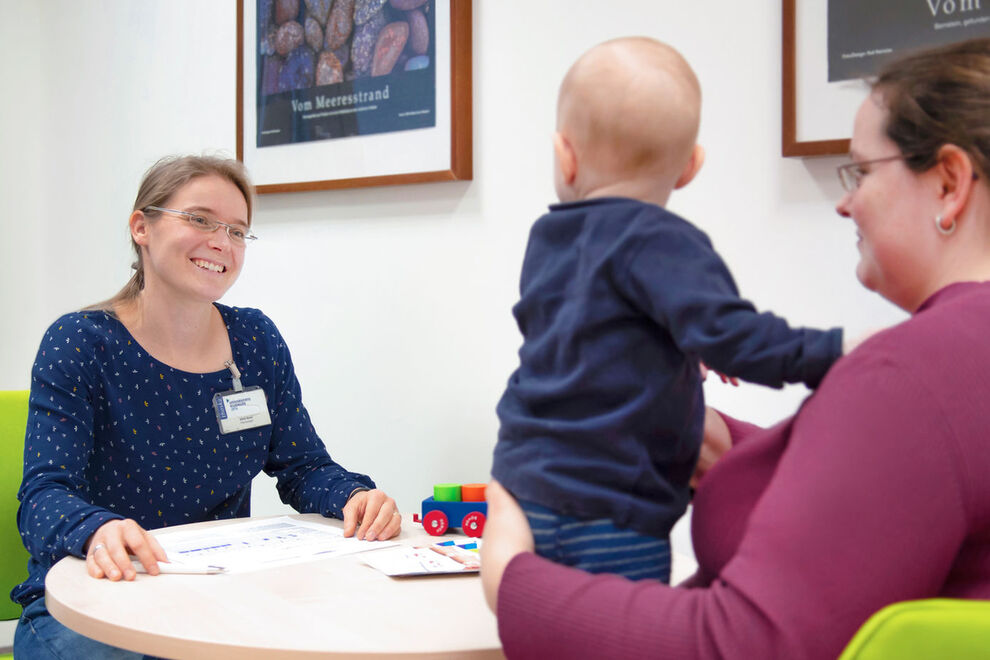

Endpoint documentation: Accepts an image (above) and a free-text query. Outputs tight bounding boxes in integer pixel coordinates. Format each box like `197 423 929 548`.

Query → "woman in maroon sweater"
481 38 990 659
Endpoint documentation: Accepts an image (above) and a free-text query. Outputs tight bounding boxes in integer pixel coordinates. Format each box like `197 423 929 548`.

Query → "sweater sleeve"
496 352 968 659
259 317 374 518
17 320 125 565
623 231 842 389
498 553 771 659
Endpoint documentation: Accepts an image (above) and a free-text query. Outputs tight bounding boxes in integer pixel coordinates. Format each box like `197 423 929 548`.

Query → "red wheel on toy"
461 511 486 538
422 510 449 536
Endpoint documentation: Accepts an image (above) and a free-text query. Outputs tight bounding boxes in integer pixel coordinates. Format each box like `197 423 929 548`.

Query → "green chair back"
0 391 30 622
839 598 990 660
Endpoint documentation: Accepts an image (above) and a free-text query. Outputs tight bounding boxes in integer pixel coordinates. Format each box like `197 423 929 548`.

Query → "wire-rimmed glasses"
143 206 258 245
837 153 979 192
836 155 910 193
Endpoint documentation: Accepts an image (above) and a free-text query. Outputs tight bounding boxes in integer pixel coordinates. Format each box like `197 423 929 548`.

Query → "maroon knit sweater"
497 281 990 659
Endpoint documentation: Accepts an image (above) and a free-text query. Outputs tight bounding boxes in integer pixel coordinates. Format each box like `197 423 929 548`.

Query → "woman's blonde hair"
85 155 254 313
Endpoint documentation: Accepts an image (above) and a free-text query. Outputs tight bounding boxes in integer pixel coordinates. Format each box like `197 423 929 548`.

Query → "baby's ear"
674 144 705 189
553 132 578 185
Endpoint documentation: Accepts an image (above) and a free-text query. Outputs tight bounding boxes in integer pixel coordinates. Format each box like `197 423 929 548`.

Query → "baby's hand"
700 362 739 387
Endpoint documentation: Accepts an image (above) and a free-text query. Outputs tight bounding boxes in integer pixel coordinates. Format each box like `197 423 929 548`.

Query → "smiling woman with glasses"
12 155 403 659
482 38 990 660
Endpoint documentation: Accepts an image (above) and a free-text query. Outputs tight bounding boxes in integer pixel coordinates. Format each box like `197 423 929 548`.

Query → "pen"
131 560 228 575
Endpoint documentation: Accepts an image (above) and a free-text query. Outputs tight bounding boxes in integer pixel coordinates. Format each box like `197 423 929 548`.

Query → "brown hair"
873 37 990 180
85 155 254 313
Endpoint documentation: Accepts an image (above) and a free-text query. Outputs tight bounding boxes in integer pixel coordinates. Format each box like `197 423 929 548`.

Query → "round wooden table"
45 514 502 659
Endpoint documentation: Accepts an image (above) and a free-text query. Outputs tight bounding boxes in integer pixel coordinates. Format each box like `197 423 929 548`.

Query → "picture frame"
781 0 854 158
236 0 473 193
782 0 990 158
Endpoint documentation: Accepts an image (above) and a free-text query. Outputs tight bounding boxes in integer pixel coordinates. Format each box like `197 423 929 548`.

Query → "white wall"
1 0 907 614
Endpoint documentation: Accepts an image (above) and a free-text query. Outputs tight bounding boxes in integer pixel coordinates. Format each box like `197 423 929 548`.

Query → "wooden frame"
236 0 473 193
783 0 990 158
781 0 849 157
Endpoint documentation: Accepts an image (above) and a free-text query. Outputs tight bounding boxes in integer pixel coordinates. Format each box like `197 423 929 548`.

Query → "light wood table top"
45 513 502 659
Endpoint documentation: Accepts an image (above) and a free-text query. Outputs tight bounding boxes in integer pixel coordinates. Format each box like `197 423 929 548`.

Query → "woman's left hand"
342 488 401 540
480 479 534 613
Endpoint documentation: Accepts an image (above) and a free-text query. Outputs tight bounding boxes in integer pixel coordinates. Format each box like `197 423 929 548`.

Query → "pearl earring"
935 214 956 236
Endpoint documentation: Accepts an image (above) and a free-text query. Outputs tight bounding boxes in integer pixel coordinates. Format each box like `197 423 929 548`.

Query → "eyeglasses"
836 154 911 193
837 153 980 193
143 206 258 245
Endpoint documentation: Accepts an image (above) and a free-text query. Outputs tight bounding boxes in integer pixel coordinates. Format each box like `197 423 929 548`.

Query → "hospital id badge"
212 386 272 434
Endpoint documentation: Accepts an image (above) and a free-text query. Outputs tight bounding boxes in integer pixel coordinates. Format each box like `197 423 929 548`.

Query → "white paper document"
153 516 397 573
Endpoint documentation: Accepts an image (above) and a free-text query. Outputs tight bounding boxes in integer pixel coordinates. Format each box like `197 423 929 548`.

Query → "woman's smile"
191 258 227 274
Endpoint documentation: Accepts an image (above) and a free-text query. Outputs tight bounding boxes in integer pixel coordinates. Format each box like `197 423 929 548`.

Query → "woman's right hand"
691 407 732 489
84 519 168 581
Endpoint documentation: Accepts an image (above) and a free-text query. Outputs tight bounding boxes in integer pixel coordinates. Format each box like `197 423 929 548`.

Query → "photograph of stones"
256 0 437 147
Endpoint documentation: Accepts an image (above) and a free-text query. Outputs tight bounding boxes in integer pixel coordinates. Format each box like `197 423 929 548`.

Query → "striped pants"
519 499 671 582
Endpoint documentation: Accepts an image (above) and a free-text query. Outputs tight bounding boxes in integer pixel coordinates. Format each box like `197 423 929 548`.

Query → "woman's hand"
342 488 401 541
842 327 884 355
85 518 168 581
691 407 732 489
480 480 534 613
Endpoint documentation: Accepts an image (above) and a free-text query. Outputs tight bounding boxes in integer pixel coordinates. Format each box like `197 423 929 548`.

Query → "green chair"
839 598 990 659
0 390 30 657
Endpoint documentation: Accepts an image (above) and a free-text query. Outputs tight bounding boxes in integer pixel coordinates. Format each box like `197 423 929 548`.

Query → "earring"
935 214 956 236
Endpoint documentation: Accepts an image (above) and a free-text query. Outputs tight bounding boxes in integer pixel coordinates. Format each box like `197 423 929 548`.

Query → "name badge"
212 386 272 434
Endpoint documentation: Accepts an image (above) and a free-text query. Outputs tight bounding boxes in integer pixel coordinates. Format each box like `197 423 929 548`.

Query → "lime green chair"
839 598 990 659
0 390 30 657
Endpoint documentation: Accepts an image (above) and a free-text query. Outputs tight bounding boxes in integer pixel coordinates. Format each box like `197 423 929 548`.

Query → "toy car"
412 483 487 537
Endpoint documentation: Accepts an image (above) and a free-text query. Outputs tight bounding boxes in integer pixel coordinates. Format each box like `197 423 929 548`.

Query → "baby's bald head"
555 37 702 201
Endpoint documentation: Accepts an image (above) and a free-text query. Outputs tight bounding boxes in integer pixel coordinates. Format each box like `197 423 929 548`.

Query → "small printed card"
361 540 481 576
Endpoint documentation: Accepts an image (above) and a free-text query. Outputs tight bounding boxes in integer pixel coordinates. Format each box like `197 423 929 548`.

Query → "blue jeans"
13 597 146 660
520 499 671 582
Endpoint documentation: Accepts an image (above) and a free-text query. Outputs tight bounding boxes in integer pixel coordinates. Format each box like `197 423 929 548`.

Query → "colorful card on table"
361 540 481 576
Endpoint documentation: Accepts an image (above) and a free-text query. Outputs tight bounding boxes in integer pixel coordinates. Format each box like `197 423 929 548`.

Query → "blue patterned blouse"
12 304 374 606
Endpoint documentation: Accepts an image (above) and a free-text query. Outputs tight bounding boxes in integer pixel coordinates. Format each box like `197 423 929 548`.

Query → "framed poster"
782 0 990 158
236 0 472 193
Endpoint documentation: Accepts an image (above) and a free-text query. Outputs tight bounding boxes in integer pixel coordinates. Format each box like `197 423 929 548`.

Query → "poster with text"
828 0 990 82
255 0 437 148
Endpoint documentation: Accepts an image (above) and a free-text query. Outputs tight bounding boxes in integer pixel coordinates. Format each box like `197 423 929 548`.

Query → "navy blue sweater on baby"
493 197 842 538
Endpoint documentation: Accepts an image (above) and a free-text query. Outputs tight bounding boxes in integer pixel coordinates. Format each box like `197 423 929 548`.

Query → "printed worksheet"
154 517 397 573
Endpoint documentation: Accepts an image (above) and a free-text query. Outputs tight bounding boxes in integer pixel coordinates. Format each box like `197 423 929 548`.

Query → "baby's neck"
569 179 673 207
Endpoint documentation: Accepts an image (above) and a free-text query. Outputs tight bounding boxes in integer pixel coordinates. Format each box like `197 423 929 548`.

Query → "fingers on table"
126 523 167 575
357 490 400 541
380 507 402 540
85 544 106 579
341 493 365 537
88 536 130 581
86 519 162 580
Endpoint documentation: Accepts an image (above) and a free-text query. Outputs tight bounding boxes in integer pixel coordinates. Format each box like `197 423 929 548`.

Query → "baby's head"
553 37 704 206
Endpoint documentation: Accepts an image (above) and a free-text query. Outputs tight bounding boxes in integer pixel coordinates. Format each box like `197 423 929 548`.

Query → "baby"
492 37 843 582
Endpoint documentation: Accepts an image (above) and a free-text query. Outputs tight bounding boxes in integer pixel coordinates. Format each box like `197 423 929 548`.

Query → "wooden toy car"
412 483 487 537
